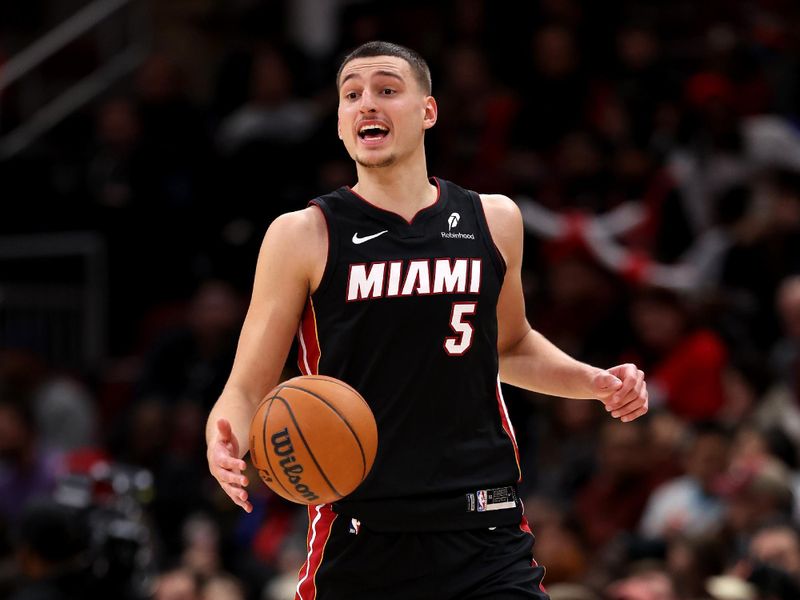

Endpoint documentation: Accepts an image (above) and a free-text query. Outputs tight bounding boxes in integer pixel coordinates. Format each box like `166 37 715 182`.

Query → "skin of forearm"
498 328 601 399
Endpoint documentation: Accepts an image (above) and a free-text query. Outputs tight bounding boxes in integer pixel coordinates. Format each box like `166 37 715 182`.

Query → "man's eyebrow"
340 70 405 86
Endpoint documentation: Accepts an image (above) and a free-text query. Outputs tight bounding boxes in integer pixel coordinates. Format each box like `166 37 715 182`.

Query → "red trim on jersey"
298 298 321 375
519 516 548 594
295 504 337 600
346 177 442 225
307 201 333 297
474 193 508 274
495 379 522 481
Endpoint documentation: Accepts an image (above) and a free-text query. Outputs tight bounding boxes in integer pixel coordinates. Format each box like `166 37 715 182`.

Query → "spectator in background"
573 420 663 550
201 575 245 600
134 52 212 211
771 274 800 401
132 53 216 316
545 583 599 600
512 24 587 155
628 287 727 421
217 46 327 223
605 568 679 600
153 568 200 600
0 349 96 455
433 43 519 192
521 496 589 585
8 502 92 600
85 97 144 212
639 422 730 539
726 425 800 520
719 353 773 430
532 254 628 364
137 279 243 415
217 47 322 156
611 25 675 148
106 280 244 557
0 390 63 535
728 518 800 600
748 520 800 585
719 171 800 351
665 534 728 599
720 456 795 556
530 391 603 502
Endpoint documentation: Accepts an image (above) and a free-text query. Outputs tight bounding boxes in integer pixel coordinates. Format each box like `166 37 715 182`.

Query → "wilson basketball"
249 375 378 504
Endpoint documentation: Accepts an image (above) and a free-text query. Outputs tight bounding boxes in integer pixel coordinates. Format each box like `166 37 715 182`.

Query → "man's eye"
382 88 395 95
345 91 358 100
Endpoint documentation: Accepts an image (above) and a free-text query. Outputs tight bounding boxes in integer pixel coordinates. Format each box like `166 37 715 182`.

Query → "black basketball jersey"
296 178 523 531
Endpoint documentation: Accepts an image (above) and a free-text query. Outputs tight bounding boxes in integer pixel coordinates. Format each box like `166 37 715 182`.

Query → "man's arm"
482 194 648 421
205 206 327 512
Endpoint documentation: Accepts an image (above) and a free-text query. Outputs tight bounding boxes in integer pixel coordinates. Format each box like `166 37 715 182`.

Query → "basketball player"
206 42 648 599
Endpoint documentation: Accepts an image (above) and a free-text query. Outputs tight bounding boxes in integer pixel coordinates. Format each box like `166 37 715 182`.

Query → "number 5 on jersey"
444 302 477 356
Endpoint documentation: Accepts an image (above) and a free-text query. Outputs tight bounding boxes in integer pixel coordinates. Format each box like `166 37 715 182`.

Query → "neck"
351 149 436 221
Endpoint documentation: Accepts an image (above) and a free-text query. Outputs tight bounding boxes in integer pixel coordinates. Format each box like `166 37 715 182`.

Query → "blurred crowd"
3 0 800 599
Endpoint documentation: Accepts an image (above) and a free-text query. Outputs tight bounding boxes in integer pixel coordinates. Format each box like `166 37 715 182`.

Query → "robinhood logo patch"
442 212 474 239
448 212 460 230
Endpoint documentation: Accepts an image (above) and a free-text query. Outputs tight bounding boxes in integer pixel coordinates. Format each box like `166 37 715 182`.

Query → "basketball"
248 375 378 504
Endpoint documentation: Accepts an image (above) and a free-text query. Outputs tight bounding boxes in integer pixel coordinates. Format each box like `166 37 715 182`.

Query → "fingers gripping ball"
249 375 378 504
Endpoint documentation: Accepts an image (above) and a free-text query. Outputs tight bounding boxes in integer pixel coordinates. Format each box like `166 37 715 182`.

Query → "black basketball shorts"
294 505 549 600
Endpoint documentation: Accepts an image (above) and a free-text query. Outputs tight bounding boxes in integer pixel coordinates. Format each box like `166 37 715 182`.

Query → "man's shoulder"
265 206 328 248
477 192 517 210
474 192 521 232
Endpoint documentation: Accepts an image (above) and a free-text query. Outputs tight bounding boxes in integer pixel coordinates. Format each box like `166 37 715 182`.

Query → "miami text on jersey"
347 258 483 301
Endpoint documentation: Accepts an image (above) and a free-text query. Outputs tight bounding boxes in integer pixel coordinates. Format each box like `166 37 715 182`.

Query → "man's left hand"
591 363 648 422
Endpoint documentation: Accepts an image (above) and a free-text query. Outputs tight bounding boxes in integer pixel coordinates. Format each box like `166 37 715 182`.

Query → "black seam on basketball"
300 376 371 411
262 397 304 503
279 384 368 481
274 395 343 499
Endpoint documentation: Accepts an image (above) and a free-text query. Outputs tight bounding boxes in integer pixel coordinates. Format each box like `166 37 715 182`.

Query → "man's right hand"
207 418 253 513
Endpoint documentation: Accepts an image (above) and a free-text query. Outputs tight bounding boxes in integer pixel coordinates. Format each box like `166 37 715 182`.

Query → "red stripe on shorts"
295 504 337 600
519 516 548 593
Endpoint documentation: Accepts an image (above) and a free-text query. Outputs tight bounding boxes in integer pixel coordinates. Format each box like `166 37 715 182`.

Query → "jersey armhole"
469 190 507 279
308 198 338 298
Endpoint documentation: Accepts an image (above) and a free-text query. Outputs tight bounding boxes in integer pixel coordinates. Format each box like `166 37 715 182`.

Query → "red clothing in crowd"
652 330 728 421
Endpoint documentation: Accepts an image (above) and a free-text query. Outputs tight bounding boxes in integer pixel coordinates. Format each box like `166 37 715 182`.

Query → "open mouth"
358 123 390 143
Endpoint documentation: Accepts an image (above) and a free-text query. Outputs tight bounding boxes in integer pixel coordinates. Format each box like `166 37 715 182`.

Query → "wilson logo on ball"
271 428 320 502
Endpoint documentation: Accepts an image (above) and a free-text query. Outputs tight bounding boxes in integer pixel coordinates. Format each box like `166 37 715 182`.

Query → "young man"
206 41 648 599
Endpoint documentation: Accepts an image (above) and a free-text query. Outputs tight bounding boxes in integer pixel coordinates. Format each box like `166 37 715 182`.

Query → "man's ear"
423 96 438 130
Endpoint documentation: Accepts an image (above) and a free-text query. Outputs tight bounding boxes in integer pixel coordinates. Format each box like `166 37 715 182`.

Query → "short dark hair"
337 41 432 94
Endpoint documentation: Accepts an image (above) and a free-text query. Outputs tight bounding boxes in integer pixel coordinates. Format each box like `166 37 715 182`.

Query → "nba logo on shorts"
349 518 361 534
477 490 487 512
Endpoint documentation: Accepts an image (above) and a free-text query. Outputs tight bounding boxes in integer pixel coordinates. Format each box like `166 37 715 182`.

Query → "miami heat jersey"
297 178 523 531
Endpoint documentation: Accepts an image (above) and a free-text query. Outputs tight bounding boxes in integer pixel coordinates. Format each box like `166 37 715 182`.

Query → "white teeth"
359 124 388 134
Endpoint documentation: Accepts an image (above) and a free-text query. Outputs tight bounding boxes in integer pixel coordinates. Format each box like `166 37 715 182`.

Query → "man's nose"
358 90 378 113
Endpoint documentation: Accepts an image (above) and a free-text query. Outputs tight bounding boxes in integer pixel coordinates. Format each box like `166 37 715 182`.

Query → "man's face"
750 527 800 577
337 56 436 169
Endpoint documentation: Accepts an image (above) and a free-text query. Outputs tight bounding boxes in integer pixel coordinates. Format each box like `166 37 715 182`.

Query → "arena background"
2 1 800 599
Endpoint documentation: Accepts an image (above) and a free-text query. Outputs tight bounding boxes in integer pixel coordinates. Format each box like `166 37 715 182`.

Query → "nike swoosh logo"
352 230 388 244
